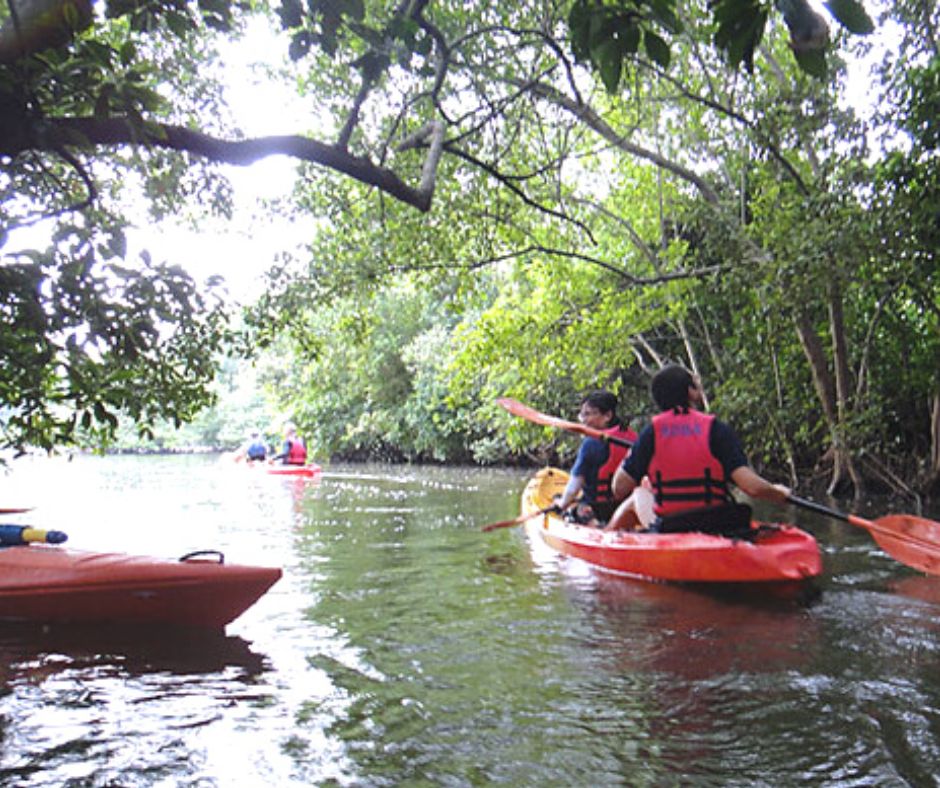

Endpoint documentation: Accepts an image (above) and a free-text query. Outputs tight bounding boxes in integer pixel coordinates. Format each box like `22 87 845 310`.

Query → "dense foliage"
1 0 937 497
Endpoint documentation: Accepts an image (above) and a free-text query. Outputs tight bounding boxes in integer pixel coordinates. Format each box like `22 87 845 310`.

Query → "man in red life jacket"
272 421 308 466
554 391 638 524
607 365 789 536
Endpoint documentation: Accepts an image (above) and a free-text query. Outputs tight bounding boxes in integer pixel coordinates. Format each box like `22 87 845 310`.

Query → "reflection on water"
0 455 939 785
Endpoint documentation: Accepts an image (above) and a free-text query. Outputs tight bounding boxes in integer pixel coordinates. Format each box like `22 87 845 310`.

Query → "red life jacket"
646 408 730 516
594 424 638 504
287 439 308 465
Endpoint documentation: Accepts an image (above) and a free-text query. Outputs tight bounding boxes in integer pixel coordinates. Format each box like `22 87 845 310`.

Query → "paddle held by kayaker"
607 365 789 536
553 391 638 526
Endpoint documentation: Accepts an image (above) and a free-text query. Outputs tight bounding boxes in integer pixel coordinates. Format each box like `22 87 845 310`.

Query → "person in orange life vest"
607 365 789 534
272 421 308 466
554 391 638 524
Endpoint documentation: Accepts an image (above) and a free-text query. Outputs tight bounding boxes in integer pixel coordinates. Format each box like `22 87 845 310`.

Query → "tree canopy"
1 0 938 497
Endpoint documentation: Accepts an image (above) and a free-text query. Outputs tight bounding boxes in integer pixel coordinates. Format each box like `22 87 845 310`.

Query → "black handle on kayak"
788 495 850 524
179 550 225 564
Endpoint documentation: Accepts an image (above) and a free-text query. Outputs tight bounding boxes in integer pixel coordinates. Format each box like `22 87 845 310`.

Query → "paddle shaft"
570 425 633 449
788 495 913 538
481 504 559 532
788 495 855 524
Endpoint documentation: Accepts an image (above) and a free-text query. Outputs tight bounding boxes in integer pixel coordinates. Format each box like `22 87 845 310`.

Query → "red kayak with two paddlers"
515 468 822 584
493 398 940 582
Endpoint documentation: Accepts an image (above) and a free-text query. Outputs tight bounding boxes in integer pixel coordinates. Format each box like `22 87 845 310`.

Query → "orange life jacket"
646 408 730 516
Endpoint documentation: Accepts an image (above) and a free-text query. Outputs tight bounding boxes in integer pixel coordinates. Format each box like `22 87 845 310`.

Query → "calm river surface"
1 454 940 786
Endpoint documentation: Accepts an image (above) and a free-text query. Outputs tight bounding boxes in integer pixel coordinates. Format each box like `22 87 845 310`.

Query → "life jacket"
646 408 731 516
246 440 266 460
286 438 307 465
593 424 638 505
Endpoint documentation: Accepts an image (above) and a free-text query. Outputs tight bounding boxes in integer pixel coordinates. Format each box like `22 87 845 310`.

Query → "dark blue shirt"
621 418 748 482
570 436 611 504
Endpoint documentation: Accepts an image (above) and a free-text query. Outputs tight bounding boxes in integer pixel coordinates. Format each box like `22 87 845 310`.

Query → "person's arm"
612 466 638 499
557 474 585 510
270 440 290 462
557 439 598 509
730 466 790 504
712 420 790 504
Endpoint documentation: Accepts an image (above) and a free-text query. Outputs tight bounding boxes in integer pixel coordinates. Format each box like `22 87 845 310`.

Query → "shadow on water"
0 622 270 689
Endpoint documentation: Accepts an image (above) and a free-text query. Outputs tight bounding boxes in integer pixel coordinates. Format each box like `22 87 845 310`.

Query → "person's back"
245 431 267 462
609 364 790 535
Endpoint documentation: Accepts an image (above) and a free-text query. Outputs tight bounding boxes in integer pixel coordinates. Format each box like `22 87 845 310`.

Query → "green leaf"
289 30 312 60
594 38 623 93
621 24 641 55
567 0 592 61
643 29 671 68
793 47 828 77
648 0 683 34
823 0 874 34
278 0 304 29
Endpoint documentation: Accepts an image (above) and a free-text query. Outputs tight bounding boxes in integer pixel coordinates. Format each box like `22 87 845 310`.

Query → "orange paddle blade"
856 514 940 576
497 398 633 447
497 398 579 430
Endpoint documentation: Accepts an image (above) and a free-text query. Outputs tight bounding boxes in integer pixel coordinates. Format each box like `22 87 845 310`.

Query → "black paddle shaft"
788 495 850 524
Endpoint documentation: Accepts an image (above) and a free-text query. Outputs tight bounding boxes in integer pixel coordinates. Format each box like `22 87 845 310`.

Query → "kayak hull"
266 464 321 478
522 468 822 584
0 546 281 629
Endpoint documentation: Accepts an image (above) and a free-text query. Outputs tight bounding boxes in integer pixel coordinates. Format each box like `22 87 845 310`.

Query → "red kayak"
0 546 281 629
521 468 822 584
266 463 321 478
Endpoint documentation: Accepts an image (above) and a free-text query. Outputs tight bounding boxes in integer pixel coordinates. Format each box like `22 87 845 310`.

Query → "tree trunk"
794 309 858 494
931 392 940 492
827 280 864 497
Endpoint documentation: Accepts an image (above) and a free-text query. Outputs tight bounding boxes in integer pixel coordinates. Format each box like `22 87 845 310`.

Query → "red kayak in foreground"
0 546 281 629
521 468 822 584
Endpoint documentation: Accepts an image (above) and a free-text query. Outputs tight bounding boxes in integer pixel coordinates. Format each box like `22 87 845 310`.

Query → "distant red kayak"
521 468 822 584
0 546 281 629
265 464 322 478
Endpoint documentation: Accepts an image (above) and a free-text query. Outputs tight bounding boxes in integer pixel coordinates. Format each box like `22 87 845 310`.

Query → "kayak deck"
0 546 281 629
522 468 822 584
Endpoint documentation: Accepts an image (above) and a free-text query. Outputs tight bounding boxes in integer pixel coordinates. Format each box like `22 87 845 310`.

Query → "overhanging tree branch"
4 116 445 212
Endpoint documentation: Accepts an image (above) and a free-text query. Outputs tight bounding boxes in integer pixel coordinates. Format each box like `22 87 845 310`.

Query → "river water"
1 454 939 786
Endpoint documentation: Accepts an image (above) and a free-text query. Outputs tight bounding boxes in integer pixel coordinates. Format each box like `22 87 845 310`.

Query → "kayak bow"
0 546 281 629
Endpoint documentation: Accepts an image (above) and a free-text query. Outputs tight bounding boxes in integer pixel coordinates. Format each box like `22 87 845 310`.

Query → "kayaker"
244 430 268 463
607 365 789 536
554 390 638 525
271 421 308 466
